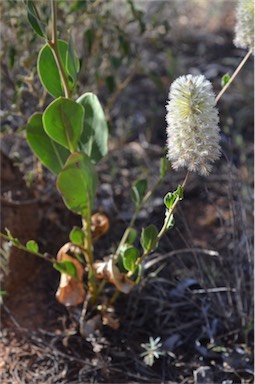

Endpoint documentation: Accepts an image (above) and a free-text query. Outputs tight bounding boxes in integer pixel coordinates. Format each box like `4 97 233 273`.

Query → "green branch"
0 232 56 263
133 171 190 269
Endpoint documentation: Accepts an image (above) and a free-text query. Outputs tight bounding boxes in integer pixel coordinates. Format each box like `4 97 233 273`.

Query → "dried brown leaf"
91 213 110 243
56 243 85 307
93 257 135 294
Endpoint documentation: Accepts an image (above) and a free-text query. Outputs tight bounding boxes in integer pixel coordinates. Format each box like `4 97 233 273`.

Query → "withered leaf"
56 243 85 307
91 213 109 243
93 257 135 294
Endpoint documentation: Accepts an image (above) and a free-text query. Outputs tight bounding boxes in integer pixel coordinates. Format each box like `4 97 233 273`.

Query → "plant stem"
82 216 94 267
158 171 189 240
48 0 71 99
82 215 99 293
0 232 56 263
90 280 106 305
215 48 253 104
134 171 189 267
51 0 58 45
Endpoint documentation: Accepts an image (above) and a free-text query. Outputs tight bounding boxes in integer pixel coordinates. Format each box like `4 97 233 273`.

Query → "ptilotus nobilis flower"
166 74 221 176
234 0 254 53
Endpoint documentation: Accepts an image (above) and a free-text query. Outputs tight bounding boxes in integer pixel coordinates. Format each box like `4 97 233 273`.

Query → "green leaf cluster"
26 34 108 218
23 2 111 273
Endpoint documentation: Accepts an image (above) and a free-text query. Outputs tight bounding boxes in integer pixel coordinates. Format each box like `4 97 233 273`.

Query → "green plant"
1 0 253 332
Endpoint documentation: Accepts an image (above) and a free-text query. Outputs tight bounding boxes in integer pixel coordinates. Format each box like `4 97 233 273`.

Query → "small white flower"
234 0 254 53
166 74 221 176
140 336 165 366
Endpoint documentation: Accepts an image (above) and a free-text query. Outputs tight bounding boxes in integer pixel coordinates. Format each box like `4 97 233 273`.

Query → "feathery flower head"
166 74 221 176
234 0 254 53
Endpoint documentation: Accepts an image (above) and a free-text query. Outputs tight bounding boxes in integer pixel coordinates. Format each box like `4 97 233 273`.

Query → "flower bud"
166 74 221 176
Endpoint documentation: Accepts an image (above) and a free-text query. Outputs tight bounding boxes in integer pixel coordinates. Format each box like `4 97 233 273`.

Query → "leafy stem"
133 171 189 269
0 232 56 263
48 0 71 99
158 171 189 240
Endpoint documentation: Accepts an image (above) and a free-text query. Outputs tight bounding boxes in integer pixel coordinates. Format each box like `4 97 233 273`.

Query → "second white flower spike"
234 0 254 53
166 74 221 176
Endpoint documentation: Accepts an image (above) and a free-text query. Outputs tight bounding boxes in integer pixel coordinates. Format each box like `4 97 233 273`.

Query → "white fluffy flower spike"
166 74 221 176
234 0 254 53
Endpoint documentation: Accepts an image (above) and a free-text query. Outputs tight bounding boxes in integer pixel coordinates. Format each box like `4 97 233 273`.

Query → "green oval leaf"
117 244 130 273
53 260 78 279
127 228 137 245
37 41 70 98
26 113 70 175
131 179 147 208
221 73 230 88
141 224 158 253
164 192 174 209
43 98 84 152
57 152 98 216
26 0 46 38
77 92 108 163
69 227 85 246
123 246 139 273
26 240 39 253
